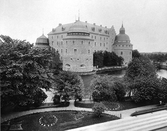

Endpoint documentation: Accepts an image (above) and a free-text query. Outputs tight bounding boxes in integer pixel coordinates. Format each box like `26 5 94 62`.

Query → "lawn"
1 110 119 131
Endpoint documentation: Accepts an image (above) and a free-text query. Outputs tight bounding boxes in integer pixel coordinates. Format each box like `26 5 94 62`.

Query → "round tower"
35 34 49 48
63 20 94 72
113 24 133 66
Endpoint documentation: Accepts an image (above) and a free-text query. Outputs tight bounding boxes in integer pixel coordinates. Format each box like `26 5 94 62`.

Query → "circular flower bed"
39 114 57 127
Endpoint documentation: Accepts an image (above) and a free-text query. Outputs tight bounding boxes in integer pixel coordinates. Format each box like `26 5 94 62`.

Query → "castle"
35 20 133 72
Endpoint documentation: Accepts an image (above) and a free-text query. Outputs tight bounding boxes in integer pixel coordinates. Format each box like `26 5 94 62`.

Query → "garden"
1 110 119 131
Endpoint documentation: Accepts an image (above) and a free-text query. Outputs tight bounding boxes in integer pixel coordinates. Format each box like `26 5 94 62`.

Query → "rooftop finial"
122 21 124 28
78 10 80 21
42 28 44 35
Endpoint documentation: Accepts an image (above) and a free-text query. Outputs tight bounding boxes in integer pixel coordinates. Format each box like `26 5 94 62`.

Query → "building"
36 20 133 72
113 24 133 65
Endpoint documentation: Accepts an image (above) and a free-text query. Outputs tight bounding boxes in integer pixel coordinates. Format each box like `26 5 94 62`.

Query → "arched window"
121 51 123 55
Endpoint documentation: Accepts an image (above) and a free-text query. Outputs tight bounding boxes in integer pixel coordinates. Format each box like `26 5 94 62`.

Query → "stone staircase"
67 110 167 131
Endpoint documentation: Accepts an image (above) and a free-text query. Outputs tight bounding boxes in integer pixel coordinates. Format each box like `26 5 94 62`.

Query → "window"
91 35 93 38
95 36 96 39
74 49 77 53
61 41 63 45
61 35 63 38
57 35 59 38
61 49 63 53
130 52 131 55
66 41 68 44
57 42 58 45
88 50 90 54
66 49 67 53
81 41 83 44
95 42 96 46
52 36 53 39
100 37 101 40
121 52 123 55
88 41 90 45
104 43 105 47
100 43 102 46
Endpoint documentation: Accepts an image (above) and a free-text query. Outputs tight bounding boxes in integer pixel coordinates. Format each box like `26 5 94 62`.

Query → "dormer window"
62 27 65 31
91 27 95 31
99 29 102 32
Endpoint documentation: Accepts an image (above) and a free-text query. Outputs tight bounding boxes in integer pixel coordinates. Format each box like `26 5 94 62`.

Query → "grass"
1 110 119 131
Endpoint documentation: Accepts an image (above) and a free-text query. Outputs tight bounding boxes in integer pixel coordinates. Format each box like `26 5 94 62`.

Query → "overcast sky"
0 0 167 52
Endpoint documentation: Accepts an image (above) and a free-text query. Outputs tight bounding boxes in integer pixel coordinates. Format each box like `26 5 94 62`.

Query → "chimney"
93 23 96 25
85 21 87 23
59 23 62 26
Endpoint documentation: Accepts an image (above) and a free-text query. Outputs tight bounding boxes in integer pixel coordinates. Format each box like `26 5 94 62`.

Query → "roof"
48 20 115 36
36 34 49 44
114 24 131 45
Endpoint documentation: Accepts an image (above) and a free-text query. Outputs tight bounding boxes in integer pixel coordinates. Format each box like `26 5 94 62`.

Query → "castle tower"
35 34 50 48
113 24 133 65
63 20 94 72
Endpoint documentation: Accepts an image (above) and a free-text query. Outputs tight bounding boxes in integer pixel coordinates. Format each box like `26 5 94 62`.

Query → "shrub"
92 102 106 117
53 95 61 104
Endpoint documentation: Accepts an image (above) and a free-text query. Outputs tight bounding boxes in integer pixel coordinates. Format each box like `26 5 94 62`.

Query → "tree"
0 35 56 109
92 102 106 117
132 50 141 58
130 77 160 103
113 82 126 101
125 56 157 82
90 75 118 102
93 51 104 68
93 51 123 68
158 78 167 103
54 71 84 102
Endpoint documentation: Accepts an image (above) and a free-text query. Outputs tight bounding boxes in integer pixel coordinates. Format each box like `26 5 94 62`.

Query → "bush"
74 101 94 108
53 95 61 104
92 102 106 117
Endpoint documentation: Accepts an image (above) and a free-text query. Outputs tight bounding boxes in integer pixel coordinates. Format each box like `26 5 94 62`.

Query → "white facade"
47 20 132 72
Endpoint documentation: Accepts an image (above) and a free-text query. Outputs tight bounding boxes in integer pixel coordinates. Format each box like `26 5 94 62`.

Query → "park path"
1 100 157 123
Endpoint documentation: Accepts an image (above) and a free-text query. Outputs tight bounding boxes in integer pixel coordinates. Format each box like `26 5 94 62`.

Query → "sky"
0 0 167 52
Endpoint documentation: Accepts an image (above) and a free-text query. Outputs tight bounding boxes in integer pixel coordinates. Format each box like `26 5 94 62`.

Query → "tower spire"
122 21 124 28
42 28 44 35
78 10 80 21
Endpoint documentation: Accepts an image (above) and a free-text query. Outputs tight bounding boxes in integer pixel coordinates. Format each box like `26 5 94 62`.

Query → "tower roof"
114 24 131 45
35 34 49 47
69 20 89 33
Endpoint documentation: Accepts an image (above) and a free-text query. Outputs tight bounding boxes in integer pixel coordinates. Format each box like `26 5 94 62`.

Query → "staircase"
67 110 167 131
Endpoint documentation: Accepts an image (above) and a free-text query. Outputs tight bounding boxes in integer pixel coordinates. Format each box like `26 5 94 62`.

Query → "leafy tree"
132 50 141 58
125 56 157 82
92 102 106 117
54 71 84 102
130 77 160 103
158 78 167 103
93 51 104 68
93 51 123 68
90 75 117 102
113 82 126 101
0 35 56 109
